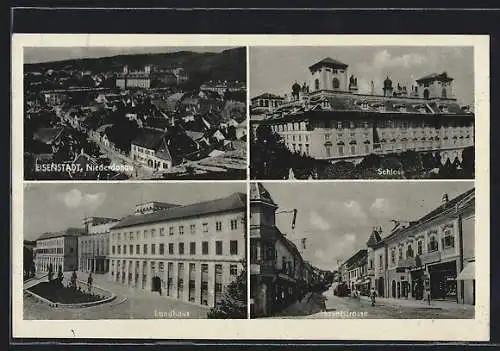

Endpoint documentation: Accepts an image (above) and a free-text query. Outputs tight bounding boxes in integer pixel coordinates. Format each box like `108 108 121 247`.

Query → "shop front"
428 260 457 301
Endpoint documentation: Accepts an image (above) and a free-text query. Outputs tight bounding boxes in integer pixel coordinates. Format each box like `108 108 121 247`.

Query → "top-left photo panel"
23 46 247 181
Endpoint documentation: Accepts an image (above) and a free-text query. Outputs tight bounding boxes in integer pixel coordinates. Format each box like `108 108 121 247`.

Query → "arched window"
441 87 447 98
314 79 320 91
332 78 340 89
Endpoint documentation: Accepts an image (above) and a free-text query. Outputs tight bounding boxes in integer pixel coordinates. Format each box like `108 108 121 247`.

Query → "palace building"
34 228 83 273
108 193 246 308
253 57 474 164
116 65 189 90
365 188 475 305
78 216 120 274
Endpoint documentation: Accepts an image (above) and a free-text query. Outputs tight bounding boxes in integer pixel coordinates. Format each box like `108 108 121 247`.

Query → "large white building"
34 228 83 273
78 217 120 274
255 57 474 165
108 192 247 308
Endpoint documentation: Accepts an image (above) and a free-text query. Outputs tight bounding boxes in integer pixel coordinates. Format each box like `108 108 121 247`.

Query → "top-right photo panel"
250 46 474 180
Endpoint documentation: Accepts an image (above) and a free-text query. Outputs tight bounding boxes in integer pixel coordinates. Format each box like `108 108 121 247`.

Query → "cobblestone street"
273 289 475 319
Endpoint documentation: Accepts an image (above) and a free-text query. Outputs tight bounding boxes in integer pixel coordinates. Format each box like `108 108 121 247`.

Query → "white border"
12 34 490 341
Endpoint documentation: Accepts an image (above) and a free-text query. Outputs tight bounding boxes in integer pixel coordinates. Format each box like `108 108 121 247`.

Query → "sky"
259 181 474 271
23 46 238 64
250 46 474 107
23 182 246 241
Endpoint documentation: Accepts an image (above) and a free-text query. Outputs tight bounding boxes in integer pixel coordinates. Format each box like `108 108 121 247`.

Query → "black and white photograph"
23 183 247 319
250 46 475 180
24 46 247 180
250 182 475 319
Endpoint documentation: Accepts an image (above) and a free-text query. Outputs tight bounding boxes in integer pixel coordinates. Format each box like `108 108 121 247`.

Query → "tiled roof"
366 229 382 247
384 188 475 242
309 57 349 71
33 127 64 144
111 192 246 230
131 129 166 150
251 93 284 100
37 227 85 241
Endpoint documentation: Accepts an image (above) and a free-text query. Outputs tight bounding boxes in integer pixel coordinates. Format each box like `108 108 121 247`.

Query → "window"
169 226 174 235
136 244 140 254
190 242 196 255
143 244 148 255
428 236 439 252
129 245 133 255
230 264 238 276
332 77 340 89
123 245 127 254
202 241 209 255
168 243 174 254
338 146 343 156
406 244 414 258
379 255 383 267
112 246 115 254
442 226 455 248
203 223 208 233
160 228 165 236
143 230 148 239
417 240 423 255
190 224 196 234
216 241 223 255
351 145 356 155
151 244 156 255
369 259 373 269
230 240 238 255
179 226 184 235
216 221 222 232
179 242 185 255
324 133 331 140
151 229 156 238
314 79 320 90
117 246 121 254
230 219 238 230
398 247 403 260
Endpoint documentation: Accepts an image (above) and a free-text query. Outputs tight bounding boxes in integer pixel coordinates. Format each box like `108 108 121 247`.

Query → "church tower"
308 57 349 92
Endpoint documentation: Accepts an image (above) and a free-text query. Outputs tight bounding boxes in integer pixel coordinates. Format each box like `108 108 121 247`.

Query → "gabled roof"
131 128 166 150
309 57 349 71
33 127 64 144
111 192 246 230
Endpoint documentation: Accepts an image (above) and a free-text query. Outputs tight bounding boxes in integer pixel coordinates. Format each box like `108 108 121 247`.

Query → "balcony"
250 260 277 276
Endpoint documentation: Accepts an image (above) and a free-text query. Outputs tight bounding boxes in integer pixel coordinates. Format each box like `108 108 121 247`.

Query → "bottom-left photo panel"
22 182 248 320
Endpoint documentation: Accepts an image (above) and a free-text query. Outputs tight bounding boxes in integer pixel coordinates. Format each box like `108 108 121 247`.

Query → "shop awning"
457 262 475 280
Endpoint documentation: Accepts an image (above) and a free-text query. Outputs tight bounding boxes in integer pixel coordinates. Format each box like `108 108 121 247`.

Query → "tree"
320 160 356 179
207 261 247 319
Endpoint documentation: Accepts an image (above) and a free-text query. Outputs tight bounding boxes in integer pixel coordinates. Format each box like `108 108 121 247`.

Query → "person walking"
370 288 377 307
87 273 93 294
71 270 78 291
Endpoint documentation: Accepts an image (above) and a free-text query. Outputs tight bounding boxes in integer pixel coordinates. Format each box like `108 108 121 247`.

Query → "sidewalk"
359 295 474 312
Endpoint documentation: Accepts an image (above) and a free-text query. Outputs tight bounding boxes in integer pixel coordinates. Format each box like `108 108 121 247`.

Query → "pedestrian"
426 289 431 305
370 288 377 307
87 273 93 294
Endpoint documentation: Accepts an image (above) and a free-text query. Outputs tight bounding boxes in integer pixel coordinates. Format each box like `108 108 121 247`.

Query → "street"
273 290 475 319
23 272 210 320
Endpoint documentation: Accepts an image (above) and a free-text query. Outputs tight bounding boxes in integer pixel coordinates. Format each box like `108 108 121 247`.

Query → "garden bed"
27 281 107 304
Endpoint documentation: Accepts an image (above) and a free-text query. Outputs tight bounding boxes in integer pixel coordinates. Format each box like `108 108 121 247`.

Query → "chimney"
442 193 449 205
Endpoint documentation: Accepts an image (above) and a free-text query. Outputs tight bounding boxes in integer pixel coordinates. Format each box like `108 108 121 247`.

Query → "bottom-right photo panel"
249 181 475 319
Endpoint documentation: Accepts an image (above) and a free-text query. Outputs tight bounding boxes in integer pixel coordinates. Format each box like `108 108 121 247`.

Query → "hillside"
24 47 246 83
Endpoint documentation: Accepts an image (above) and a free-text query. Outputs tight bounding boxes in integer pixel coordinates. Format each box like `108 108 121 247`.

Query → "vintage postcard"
250 46 475 180
22 183 247 320
12 34 489 341
23 45 247 181
250 181 475 320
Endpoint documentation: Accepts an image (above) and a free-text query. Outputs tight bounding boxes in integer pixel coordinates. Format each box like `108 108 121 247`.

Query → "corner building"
108 193 246 308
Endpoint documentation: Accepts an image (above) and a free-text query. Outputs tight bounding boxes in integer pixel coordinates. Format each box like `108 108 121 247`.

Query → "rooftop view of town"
24 47 247 180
